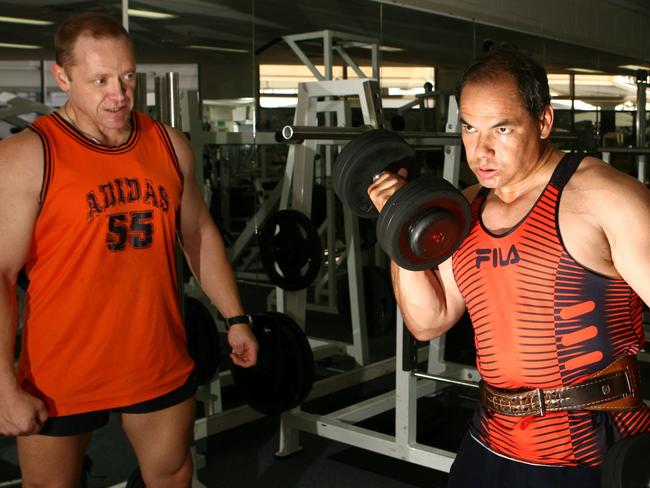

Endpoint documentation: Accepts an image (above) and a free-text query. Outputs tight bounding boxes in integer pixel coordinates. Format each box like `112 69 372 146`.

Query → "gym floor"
0 344 468 488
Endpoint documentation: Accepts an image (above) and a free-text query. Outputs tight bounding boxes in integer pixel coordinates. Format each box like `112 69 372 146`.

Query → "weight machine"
272 78 475 472
151 31 467 483
0 91 51 129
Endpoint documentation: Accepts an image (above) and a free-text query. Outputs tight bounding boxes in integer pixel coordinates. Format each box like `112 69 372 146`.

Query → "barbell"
332 128 471 270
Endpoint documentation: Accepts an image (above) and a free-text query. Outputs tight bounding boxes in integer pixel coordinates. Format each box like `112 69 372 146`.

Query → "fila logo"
475 244 521 269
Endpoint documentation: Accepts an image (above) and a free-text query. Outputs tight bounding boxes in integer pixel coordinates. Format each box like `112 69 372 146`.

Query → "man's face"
55 34 136 131
459 75 552 190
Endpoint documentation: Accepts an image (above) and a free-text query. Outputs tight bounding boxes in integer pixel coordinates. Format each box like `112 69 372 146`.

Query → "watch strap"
226 314 252 329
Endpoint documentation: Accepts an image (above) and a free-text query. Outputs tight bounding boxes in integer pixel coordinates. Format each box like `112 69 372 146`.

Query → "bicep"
438 257 467 327
163 127 214 242
0 134 42 281
605 182 650 305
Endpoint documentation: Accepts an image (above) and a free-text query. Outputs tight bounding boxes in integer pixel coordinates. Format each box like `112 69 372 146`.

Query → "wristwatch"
225 314 253 329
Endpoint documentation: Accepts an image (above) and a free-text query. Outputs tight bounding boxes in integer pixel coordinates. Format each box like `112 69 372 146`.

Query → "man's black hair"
456 48 551 120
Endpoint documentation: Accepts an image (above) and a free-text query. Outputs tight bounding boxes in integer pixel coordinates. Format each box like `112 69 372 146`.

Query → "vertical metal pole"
636 71 647 183
156 72 181 128
395 311 418 447
40 60 47 104
121 0 129 31
375 2 382 82
133 73 148 112
442 96 461 187
569 74 575 135
323 31 333 81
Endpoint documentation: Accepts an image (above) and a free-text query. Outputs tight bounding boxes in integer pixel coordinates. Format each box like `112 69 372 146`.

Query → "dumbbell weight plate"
376 176 471 270
258 209 322 291
231 312 314 415
184 296 221 385
332 129 419 218
273 312 315 401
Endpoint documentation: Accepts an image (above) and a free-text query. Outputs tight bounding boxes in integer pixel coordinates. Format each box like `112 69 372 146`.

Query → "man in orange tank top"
0 11 258 487
369 49 650 486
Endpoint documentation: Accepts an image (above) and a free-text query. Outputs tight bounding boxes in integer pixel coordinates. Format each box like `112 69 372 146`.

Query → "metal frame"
189 80 393 483
0 92 51 127
600 72 648 184
283 30 380 82
600 147 650 185
276 78 384 366
277 312 479 472
275 95 478 471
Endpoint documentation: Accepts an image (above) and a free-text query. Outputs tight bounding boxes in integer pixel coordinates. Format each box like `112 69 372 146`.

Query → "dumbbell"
332 129 471 271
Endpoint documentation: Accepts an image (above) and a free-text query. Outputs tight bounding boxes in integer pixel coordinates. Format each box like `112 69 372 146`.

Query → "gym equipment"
337 265 395 338
184 297 221 384
376 175 471 271
258 209 323 291
332 129 419 219
125 467 145 488
332 128 471 270
231 312 314 414
601 432 650 488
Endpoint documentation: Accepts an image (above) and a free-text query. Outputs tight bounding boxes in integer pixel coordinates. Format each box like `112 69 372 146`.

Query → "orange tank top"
452 153 650 466
18 111 194 416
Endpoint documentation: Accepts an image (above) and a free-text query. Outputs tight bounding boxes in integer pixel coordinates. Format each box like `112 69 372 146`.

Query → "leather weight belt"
480 355 642 417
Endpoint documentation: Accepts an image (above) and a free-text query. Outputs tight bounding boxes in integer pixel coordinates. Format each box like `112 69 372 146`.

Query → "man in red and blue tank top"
369 49 650 487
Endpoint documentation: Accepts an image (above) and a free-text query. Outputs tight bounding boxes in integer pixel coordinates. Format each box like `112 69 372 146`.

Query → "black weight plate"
231 312 310 414
272 312 314 402
258 209 322 291
376 176 471 270
337 265 396 338
184 296 221 384
601 432 650 488
332 129 418 218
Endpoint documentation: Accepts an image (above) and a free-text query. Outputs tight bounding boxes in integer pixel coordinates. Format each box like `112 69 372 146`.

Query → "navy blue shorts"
39 376 197 437
448 431 601 488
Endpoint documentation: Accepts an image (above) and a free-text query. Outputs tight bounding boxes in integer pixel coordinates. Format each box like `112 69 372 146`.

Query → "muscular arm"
368 172 469 340
166 127 257 367
0 129 48 434
391 258 466 341
595 165 650 306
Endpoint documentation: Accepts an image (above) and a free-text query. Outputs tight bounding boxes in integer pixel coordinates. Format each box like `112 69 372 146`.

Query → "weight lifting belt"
480 355 642 417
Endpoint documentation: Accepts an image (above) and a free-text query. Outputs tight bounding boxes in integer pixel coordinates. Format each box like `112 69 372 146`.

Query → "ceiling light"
127 8 176 19
381 46 405 52
0 15 53 25
566 67 604 74
186 45 249 54
0 42 41 49
618 64 650 71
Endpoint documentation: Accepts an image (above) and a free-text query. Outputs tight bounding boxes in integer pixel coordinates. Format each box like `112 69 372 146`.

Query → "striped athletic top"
452 153 650 466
